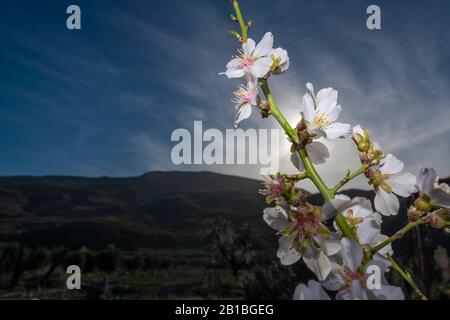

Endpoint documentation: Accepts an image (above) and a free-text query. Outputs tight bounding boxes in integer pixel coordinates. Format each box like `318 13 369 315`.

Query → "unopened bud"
357 142 370 153
414 194 432 213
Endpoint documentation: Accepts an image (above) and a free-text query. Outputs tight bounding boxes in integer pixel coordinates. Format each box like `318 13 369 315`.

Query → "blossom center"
342 266 365 285
233 85 256 104
312 110 329 128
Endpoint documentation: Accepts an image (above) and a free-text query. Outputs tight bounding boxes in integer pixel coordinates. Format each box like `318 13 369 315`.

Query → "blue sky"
0 0 449 190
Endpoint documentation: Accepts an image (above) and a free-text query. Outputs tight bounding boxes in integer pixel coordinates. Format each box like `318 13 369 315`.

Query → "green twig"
388 255 428 300
372 219 425 254
231 0 248 42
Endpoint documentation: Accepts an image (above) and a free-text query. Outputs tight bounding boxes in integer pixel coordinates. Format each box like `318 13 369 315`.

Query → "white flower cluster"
221 32 289 128
221 1 450 300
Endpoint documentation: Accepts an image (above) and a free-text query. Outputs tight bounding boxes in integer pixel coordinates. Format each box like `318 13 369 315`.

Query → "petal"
373 285 405 300
306 82 315 96
349 280 369 300
222 68 245 79
226 58 242 69
324 122 351 140
416 167 437 194
293 280 330 300
322 264 345 291
341 238 363 272
301 93 316 124
335 194 350 201
375 188 400 216
429 189 450 208
388 173 417 197
249 58 272 78
306 141 330 165
302 243 331 281
242 38 255 56
254 32 273 57
277 236 302 265
290 152 305 171
234 104 252 128
263 207 289 232
322 197 372 221
308 128 326 139
316 88 336 107
380 154 404 175
353 125 364 137
314 236 341 256
357 220 381 245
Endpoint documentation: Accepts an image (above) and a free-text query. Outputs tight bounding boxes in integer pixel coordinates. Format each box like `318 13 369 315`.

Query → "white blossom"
301 82 351 140
322 239 404 300
221 32 274 83
373 154 417 216
269 47 289 74
231 82 258 128
416 167 450 208
263 197 367 280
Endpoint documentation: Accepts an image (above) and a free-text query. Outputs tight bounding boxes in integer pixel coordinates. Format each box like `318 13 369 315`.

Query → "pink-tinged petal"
416 167 437 194
375 188 399 216
388 173 417 197
303 243 331 281
324 122 351 140
234 104 252 128
263 207 289 232
380 154 404 175
277 236 302 265
254 32 273 57
242 38 255 56
307 141 330 165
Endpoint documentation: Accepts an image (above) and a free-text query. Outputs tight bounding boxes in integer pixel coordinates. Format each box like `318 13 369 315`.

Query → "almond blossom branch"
372 218 425 254
259 78 357 242
387 255 428 300
231 0 248 42
330 158 380 195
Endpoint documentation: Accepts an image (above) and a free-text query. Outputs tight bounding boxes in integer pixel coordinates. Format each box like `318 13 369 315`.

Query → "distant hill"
0 171 447 252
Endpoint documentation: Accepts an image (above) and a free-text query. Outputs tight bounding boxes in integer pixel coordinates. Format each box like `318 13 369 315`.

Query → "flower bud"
414 194 432 213
357 141 370 153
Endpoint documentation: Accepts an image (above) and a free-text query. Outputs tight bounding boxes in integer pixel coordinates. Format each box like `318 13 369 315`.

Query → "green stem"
388 255 428 300
372 219 425 254
231 0 248 42
260 80 357 242
330 165 367 195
